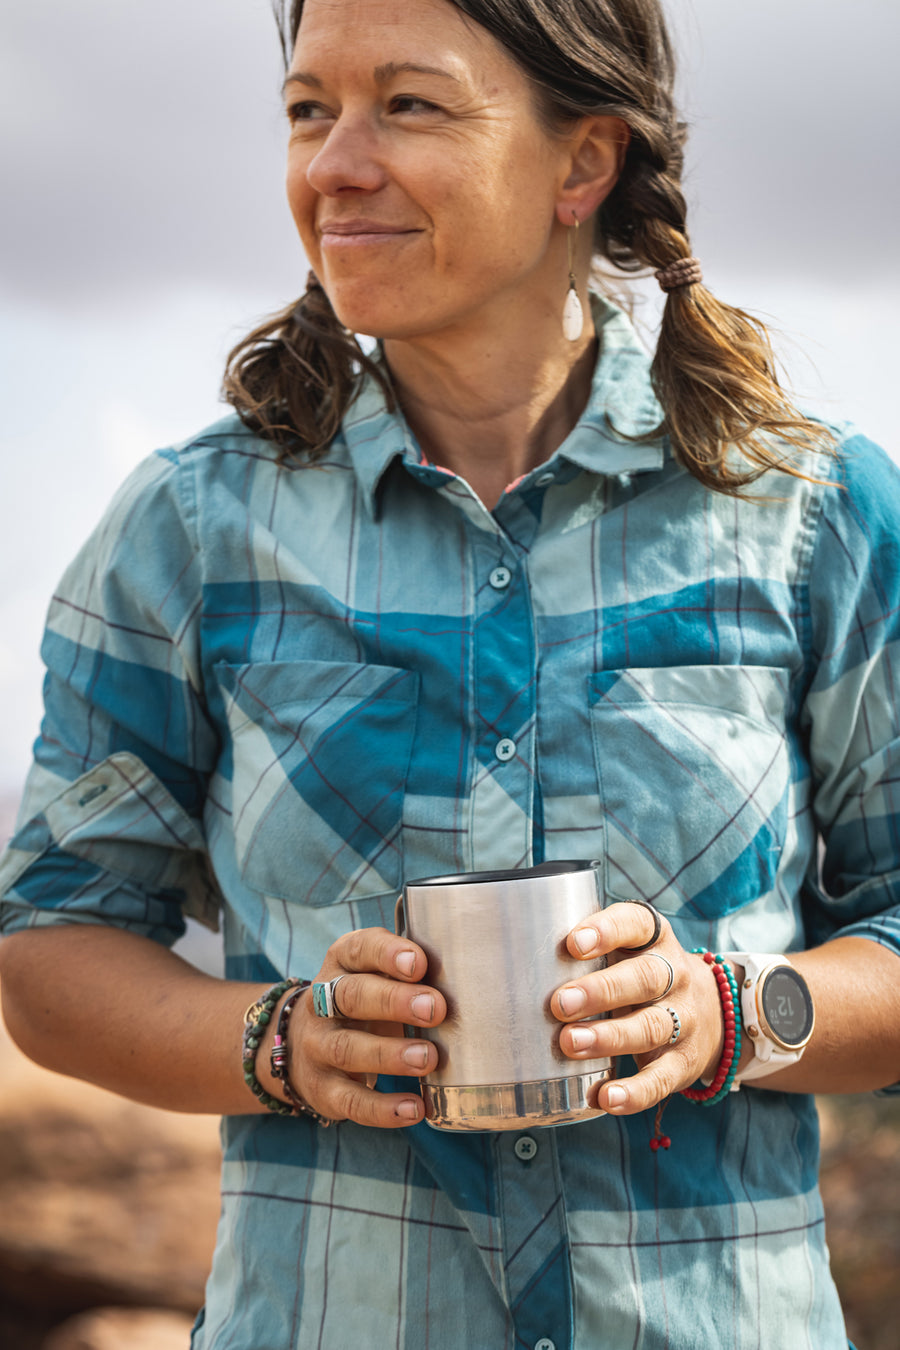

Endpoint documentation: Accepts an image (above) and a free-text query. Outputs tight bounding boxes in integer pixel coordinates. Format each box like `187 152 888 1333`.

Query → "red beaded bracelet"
680 950 742 1105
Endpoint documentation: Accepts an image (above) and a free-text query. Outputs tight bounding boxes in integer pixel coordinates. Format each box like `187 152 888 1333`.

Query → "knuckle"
385 982 410 1020
656 1051 689 1098
635 961 660 1003
302 1066 330 1114
333 975 357 1018
336 929 368 971
328 1027 356 1071
602 1014 630 1054
651 1005 674 1043
337 1082 365 1121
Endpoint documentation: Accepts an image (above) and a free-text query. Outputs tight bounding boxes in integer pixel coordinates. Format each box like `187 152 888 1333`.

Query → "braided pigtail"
222 273 394 462
600 121 830 492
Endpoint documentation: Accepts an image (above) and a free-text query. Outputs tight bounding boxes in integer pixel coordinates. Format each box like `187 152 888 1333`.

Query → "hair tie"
655 257 703 293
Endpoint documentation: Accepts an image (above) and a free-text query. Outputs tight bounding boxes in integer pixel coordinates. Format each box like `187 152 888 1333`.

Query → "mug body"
397 861 614 1130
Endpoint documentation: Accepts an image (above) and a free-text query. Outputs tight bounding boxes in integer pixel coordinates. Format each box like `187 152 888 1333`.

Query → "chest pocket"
589 665 791 919
217 659 418 907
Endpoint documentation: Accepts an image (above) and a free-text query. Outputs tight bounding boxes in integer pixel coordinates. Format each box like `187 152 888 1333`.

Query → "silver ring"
665 1006 681 1044
311 975 349 1019
647 951 675 999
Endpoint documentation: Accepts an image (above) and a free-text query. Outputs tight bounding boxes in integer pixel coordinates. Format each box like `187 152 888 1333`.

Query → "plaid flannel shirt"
3 299 898 1349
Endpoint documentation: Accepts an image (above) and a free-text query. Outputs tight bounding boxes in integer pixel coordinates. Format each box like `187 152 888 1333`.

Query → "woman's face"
284 0 578 343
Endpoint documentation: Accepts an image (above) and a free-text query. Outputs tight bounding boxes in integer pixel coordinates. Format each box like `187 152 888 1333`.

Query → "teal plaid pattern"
2 299 896 1348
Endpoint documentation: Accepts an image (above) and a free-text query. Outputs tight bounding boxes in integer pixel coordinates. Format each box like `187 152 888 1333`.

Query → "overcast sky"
1 0 898 797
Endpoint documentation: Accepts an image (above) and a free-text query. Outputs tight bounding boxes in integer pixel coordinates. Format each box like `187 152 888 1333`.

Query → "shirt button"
495 738 516 762
514 1135 538 1162
489 565 512 590
535 1339 556 1350
535 471 555 486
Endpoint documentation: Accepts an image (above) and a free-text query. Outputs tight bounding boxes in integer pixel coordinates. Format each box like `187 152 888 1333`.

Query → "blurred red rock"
0 994 220 1344
43 1307 196 1350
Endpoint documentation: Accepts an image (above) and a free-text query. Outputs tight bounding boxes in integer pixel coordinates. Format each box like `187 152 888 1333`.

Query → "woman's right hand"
273 927 446 1128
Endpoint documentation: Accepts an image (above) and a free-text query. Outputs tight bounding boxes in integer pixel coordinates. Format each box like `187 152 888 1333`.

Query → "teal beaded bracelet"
680 950 742 1106
242 978 303 1118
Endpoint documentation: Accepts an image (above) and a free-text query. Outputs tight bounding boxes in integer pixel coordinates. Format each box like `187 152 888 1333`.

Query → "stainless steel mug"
396 860 614 1131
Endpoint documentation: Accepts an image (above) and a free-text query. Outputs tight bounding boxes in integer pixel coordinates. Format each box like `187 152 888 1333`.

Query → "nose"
305 113 389 196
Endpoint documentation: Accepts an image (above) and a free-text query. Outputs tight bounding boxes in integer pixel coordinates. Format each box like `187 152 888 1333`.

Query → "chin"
321 274 442 342
329 300 434 343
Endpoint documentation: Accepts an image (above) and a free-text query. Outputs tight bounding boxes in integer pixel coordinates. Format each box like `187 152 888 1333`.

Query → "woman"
1 0 898 1345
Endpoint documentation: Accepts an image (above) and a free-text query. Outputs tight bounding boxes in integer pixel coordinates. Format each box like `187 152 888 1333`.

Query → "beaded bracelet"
270 984 333 1128
680 950 742 1106
242 978 301 1116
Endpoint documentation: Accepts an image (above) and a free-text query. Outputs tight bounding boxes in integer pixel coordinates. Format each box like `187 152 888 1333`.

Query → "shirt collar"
341 294 666 515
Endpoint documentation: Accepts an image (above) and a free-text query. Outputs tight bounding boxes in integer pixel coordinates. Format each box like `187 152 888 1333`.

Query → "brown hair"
223 0 829 494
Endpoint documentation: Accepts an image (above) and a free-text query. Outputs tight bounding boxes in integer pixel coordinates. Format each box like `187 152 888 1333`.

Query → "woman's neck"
382 320 598 509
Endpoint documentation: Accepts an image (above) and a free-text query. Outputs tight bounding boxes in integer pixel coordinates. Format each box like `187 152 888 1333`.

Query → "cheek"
285 157 314 227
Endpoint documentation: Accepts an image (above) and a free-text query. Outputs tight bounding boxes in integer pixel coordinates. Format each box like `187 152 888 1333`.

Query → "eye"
389 95 441 115
286 100 332 125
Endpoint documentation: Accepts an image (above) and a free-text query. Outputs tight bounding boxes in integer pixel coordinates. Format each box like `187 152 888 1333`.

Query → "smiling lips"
319 219 421 245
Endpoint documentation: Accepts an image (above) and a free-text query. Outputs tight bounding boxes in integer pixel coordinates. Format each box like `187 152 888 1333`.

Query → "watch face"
760 967 814 1049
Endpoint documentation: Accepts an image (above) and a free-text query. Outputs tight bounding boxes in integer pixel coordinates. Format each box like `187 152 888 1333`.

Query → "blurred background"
1 0 898 1345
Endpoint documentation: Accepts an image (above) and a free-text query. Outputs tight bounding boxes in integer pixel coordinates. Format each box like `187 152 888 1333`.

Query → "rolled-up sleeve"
800 433 900 963
0 449 220 944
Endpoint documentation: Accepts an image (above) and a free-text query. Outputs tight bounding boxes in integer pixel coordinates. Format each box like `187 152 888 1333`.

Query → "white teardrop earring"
562 214 584 342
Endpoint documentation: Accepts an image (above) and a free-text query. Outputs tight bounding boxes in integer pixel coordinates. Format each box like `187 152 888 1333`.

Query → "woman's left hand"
551 901 726 1114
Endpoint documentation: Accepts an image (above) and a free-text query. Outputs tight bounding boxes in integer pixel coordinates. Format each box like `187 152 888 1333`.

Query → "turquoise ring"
311 975 349 1019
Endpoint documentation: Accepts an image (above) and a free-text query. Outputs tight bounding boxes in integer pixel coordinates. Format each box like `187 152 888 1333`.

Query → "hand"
270 927 446 1129
551 902 726 1114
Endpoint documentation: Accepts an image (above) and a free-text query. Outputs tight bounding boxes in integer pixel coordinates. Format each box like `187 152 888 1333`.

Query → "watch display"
757 965 815 1050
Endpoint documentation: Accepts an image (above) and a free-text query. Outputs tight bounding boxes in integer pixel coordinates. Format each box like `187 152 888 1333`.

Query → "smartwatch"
723 953 815 1084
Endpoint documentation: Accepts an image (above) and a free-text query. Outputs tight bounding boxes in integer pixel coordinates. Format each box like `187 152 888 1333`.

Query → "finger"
598 1051 693 1116
552 951 675 1021
566 902 667 960
559 1004 679 1059
330 926 431 982
324 971 446 1028
311 1069 427 1128
320 1024 439 1078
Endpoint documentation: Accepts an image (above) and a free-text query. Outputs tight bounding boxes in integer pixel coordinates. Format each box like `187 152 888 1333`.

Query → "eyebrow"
282 62 461 95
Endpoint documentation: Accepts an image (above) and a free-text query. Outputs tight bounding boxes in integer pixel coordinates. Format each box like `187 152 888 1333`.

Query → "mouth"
320 221 422 244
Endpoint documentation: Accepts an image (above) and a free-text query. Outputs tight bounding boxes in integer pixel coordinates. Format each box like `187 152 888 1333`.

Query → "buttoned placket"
430 475 542 873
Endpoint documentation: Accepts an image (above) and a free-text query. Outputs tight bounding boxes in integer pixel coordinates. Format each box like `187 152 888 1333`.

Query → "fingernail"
557 987 586 1015
395 950 416 976
410 993 435 1021
574 927 597 955
607 1085 627 1109
569 1027 595 1052
396 1099 422 1121
401 1043 430 1069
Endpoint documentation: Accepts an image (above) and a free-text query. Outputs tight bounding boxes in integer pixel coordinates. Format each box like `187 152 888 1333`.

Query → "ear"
555 115 630 226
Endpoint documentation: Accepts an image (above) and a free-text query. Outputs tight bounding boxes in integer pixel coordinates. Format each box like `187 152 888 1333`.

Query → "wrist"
255 987 299 1105
681 951 742 1105
241 977 303 1116
700 963 749 1082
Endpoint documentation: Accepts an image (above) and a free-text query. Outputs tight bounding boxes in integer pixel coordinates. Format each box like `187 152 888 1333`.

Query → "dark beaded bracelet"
242 978 303 1118
270 984 332 1128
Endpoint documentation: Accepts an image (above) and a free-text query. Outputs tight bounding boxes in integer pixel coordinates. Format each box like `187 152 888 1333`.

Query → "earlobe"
556 115 630 225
